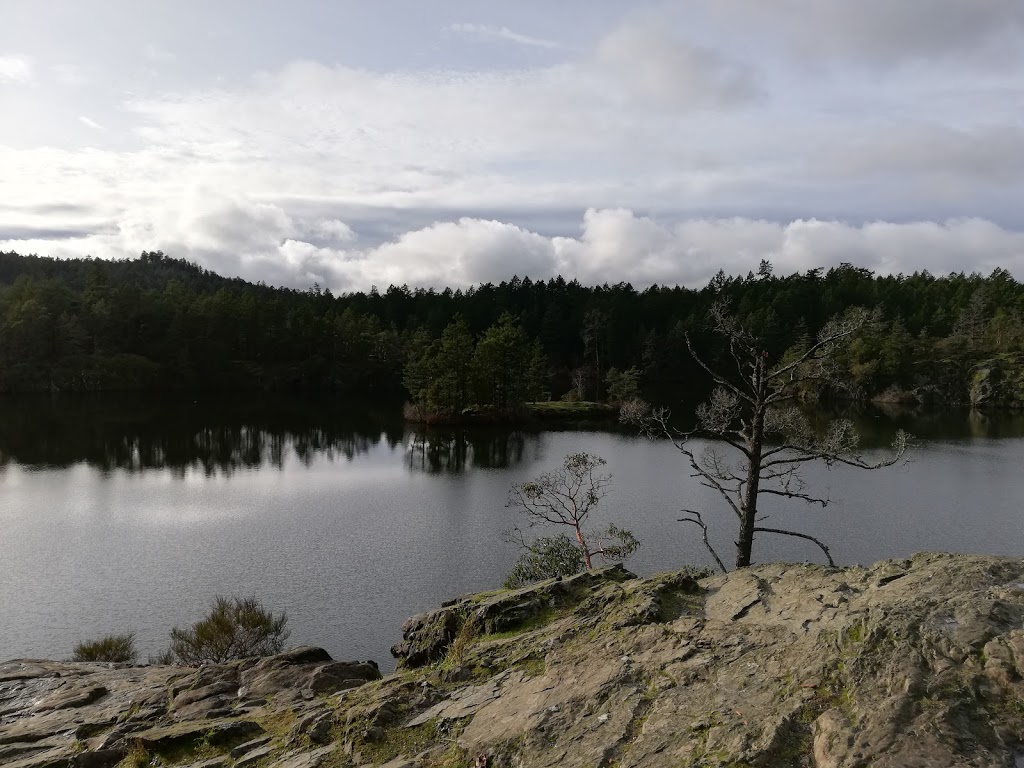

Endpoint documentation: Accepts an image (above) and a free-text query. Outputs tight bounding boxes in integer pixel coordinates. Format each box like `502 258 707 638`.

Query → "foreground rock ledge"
6 554 1024 767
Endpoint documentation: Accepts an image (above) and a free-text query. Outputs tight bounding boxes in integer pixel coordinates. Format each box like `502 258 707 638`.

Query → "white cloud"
6 206 1022 293
0 55 33 83
78 116 105 131
314 219 357 244
447 23 561 50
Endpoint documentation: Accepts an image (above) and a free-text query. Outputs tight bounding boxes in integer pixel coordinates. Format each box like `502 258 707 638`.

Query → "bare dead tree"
507 452 638 570
632 301 911 570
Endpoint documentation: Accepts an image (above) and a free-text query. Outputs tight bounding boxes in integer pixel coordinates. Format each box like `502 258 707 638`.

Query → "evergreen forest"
1 250 1022 410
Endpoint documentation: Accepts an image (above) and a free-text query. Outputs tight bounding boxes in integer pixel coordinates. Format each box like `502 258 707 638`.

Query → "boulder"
240 650 380 700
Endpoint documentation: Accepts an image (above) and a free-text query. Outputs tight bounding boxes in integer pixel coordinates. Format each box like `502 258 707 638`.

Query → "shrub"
677 564 717 581
168 595 290 665
71 632 137 663
148 647 176 665
503 535 586 588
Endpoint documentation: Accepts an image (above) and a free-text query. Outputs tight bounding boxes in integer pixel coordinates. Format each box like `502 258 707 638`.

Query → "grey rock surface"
5 554 1024 766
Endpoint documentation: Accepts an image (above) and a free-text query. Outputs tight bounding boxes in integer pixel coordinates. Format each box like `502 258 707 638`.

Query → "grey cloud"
186 198 295 253
0 225 113 241
819 124 1024 185
0 202 102 216
715 0 1024 66
592 21 758 109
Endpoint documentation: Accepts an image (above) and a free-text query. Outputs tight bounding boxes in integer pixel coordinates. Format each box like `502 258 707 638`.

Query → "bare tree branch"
757 487 830 507
753 526 836 567
679 510 728 573
685 332 755 404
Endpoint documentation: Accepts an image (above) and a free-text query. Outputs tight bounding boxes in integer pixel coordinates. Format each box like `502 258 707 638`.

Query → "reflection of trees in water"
837 402 1024 443
405 428 527 473
0 395 404 475
5 394 1024 476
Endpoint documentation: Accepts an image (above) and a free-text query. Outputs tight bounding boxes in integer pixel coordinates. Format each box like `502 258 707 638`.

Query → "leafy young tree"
167 596 290 665
636 302 910 571
506 452 639 571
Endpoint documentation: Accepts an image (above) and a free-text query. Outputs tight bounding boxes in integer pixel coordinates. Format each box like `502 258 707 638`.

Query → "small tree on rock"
506 452 639 576
631 302 910 571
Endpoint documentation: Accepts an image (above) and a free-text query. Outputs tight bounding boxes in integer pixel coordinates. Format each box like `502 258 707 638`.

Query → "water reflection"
822 402 1024 444
404 429 527 473
0 395 406 475
2 394 1024 475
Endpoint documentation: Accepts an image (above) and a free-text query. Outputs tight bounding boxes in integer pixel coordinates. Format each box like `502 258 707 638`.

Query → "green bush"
504 535 586 588
168 595 290 665
71 632 137 663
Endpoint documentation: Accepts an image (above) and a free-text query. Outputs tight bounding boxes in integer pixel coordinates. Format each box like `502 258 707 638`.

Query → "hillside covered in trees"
1 250 1022 408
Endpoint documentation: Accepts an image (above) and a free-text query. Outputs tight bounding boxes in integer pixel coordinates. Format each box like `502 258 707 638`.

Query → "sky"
1 0 1023 292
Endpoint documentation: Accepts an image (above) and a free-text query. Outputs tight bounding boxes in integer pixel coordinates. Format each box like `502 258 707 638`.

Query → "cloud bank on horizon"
1 0 1022 292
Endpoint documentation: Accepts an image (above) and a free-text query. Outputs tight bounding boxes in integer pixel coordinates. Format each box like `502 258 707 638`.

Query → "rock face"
7 554 1024 766
970 355 1024 409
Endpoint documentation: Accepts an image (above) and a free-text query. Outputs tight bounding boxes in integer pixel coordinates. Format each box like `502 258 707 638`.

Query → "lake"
2 394 1023 670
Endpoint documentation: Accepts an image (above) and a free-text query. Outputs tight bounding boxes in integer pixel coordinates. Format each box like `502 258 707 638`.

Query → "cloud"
447 23 561 50
1 8 1021 293
819 124 1024 187
0 55 33 83
312 219 357 245
78 116 106 131
276 212 1023 290
52 64 90 86
591 21 758 109
144 44 176 63
713 0 1024 67
6 205 1022 293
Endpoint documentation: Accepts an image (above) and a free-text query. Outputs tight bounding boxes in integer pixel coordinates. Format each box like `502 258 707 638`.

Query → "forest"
1 249 1022 409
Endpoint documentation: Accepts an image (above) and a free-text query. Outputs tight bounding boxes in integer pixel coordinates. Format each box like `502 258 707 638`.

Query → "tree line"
2 250 1022 405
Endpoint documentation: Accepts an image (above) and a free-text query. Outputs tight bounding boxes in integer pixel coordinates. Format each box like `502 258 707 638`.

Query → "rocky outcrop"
971 355 1024 409
7 554 1024 766
391 564 637 667
0 647 380 768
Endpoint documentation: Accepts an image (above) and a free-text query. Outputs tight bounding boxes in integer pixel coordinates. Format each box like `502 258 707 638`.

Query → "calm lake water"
2 395 1023 670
